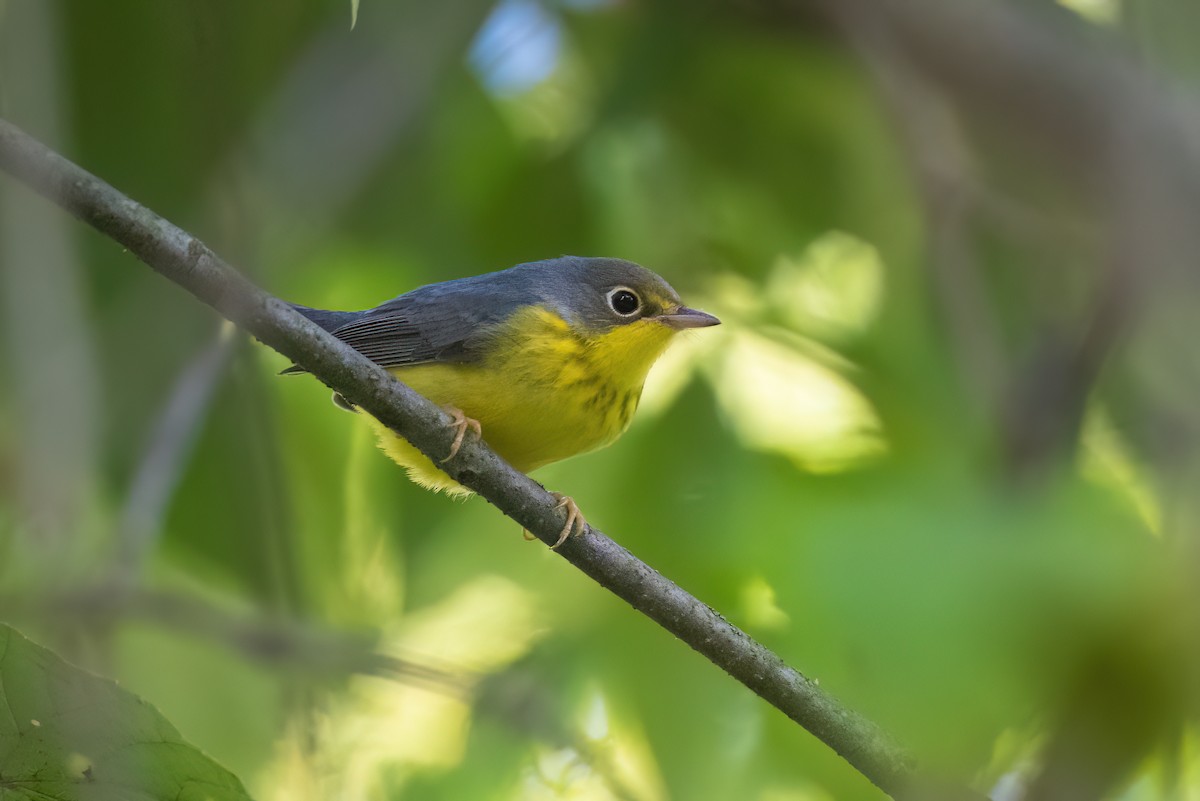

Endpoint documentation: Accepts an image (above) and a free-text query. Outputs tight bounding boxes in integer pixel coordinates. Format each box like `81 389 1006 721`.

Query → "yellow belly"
362 306 674 495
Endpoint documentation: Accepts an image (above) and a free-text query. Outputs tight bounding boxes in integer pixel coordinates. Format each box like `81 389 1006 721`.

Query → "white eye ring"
606 286 642 317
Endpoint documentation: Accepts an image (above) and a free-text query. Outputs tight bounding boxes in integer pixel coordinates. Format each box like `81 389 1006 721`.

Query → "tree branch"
0 118 923 797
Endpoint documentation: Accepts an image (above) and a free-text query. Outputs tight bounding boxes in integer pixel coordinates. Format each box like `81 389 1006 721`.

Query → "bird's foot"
548 492 586 549
520 491 585 546
520 494 586 547
439 406 481 463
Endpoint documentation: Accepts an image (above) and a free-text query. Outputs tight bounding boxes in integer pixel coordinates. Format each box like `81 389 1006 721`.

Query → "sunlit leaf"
1057 0 1119 25
768 231 885 341
738 576 790 632
710 330 885 472
1079 405 1161 535
0 624 253 801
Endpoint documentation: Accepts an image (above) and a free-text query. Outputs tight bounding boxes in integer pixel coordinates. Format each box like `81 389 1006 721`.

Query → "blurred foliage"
0 624 253 800
1 0 1199 800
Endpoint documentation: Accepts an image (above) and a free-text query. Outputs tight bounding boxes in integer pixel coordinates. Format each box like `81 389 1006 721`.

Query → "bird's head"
529 256 720 336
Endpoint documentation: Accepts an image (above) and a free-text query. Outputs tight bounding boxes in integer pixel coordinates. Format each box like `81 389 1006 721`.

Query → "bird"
285 255 720 547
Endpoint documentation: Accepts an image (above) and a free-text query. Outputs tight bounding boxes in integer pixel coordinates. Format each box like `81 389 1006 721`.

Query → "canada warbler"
286 255 720 546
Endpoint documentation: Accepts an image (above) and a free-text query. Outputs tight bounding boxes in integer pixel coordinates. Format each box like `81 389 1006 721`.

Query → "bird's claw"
521 493 585 547
440 406 481 463
548 492 586 549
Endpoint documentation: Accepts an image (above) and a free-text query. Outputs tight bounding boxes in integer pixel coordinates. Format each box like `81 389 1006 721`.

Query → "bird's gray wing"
324 304 460 368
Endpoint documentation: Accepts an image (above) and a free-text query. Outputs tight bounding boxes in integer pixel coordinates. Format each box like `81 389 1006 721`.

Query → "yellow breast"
364 305 678 494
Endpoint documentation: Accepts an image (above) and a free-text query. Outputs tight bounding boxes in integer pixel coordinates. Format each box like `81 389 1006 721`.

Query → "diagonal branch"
0 117 930 798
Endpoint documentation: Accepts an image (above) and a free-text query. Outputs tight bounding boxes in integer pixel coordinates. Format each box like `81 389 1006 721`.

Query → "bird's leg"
439 405 481 463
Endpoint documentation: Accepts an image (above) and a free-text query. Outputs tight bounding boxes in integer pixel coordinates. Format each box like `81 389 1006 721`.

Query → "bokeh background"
2 0 1200 799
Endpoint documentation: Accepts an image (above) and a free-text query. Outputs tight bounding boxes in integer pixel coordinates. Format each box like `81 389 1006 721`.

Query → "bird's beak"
658 306 721 330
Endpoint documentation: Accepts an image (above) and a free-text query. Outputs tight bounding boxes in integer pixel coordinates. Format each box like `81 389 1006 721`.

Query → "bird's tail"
279 304 362 375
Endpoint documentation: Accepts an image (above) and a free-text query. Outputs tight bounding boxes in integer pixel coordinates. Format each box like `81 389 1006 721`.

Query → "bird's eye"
607 287 641 317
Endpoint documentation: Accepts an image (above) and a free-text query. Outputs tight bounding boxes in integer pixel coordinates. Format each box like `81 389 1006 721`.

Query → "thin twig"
116 324 236 582
15 583 472 696
0 118 919 798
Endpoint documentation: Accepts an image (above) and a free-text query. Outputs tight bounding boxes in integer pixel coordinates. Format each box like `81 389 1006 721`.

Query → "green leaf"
0 624 253 801
350 0 359 29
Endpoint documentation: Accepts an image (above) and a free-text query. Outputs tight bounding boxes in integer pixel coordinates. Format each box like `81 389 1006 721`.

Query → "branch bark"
0 118 926 798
